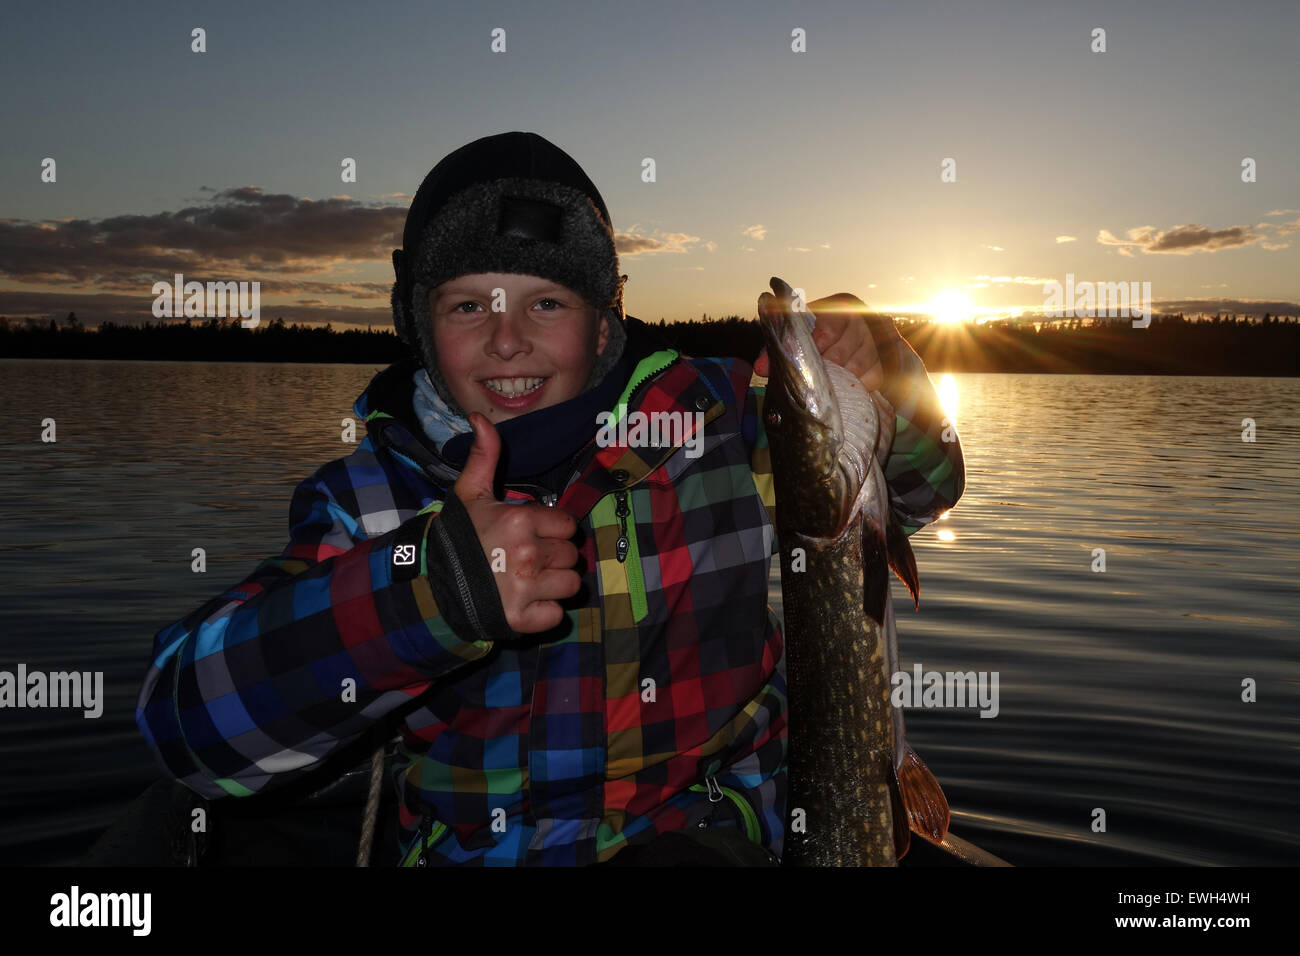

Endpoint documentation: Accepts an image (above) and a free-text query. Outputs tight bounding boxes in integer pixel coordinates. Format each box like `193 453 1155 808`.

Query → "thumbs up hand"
450 413 581 634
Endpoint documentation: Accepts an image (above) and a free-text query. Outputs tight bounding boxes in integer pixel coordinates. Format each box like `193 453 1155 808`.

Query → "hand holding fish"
753 291 885 392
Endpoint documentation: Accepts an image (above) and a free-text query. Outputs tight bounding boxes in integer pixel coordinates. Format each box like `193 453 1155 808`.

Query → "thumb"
753 347 769 377
452 412 501 502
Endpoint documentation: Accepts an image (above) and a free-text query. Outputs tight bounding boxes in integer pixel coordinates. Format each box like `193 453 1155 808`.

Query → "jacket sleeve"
740 375 778 555
134 473 509 801
870 321 965 536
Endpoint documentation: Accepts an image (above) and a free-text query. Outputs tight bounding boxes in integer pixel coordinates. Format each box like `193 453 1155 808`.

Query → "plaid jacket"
136 316 963 866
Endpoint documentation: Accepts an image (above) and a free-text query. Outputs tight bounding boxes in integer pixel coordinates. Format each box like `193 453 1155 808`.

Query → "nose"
485 309 532 361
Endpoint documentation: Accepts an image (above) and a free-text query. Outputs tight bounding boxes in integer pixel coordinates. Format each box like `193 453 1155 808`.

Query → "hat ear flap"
614 274 628 321
391 248 414 348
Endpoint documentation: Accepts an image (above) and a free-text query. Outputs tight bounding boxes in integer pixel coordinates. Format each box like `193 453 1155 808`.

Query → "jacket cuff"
419 493 518 643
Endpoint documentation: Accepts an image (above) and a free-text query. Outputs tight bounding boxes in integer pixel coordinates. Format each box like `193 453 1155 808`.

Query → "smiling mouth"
481 376 547 398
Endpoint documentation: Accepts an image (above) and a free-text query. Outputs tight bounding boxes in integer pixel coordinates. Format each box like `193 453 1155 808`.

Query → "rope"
356 739 386 867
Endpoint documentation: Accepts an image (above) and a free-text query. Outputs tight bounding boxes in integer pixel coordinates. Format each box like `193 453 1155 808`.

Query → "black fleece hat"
390 132 627 415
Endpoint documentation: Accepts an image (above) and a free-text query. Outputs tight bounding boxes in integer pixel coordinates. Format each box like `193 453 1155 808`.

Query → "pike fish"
758 276 950 866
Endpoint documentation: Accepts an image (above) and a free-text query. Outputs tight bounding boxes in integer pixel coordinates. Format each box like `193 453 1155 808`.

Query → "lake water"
1 359 1296 866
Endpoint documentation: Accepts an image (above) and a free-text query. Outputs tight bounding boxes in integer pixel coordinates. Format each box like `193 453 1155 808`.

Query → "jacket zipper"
614 488 630 562
610 486 648 622
402 812 449 867
617 351 678 411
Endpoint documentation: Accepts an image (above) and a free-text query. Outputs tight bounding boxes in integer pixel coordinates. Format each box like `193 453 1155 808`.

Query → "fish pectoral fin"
862 518 890 626
897 745 950 845
887 760 911 861
886 513 921 610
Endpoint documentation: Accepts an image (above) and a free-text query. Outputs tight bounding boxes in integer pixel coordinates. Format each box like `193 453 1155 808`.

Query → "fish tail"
897 745 950 844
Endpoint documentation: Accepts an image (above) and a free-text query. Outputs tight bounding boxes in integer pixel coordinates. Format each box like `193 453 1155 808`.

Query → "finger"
834 333 881 381
822 319 876 371
452 413 501 502
753 347 769 377
511 600 567 635
541 538 580 571
528 568 582 603
810 311 847 353
510 538 577 578
858 358 885 392
528 504 578 541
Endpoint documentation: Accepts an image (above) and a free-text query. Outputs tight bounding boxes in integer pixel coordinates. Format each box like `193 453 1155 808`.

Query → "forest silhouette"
1 312 1296 375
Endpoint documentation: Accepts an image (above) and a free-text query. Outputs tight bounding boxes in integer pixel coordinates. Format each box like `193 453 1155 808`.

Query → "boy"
135 131 964 866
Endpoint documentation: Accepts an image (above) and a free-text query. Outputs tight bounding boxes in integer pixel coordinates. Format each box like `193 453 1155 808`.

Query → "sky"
2 0 1298 329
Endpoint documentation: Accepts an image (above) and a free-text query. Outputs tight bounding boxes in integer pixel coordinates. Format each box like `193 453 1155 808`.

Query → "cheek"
560 329 598 379
432 324 472 374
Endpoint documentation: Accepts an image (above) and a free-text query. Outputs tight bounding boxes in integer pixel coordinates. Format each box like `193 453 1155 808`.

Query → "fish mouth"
759 276 885 537
758 276 843 441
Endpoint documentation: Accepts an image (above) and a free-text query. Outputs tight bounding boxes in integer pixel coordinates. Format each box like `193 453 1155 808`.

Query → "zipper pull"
614 488 630 563
697 775 725 829
416 812 431 868
704 776 724 803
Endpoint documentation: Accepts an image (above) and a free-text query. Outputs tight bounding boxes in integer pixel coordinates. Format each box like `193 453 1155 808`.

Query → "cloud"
1153 297 1300 316
1265 208 1300 217
972 274 1058 286
985 245 1004 252
741 224 766 241
0 187 405 290
1003 297 1299 319
615 229 703 255
1097 223 1272 254
0 288 393 328
1055 235 1077 243
0 189 720 324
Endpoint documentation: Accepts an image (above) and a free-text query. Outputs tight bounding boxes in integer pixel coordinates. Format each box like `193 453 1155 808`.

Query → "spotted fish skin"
758 276 901 867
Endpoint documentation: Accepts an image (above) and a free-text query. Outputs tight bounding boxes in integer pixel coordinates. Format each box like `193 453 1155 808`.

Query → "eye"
535 298 562 310
451 300 481 314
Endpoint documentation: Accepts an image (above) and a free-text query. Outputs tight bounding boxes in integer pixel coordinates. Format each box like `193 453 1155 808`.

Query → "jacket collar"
554 352 727 517
352 317 729 515
353 355 454 485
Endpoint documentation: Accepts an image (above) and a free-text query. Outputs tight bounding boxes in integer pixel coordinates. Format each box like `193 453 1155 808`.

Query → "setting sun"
927 290 974 325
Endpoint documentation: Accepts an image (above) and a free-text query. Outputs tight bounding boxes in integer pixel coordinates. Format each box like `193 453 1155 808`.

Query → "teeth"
483 377 544 397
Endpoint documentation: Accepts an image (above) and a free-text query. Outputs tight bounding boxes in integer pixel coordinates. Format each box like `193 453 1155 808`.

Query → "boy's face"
430 273 610 423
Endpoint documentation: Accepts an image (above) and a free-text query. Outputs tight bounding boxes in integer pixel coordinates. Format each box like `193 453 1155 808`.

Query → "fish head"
758 276 866 538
